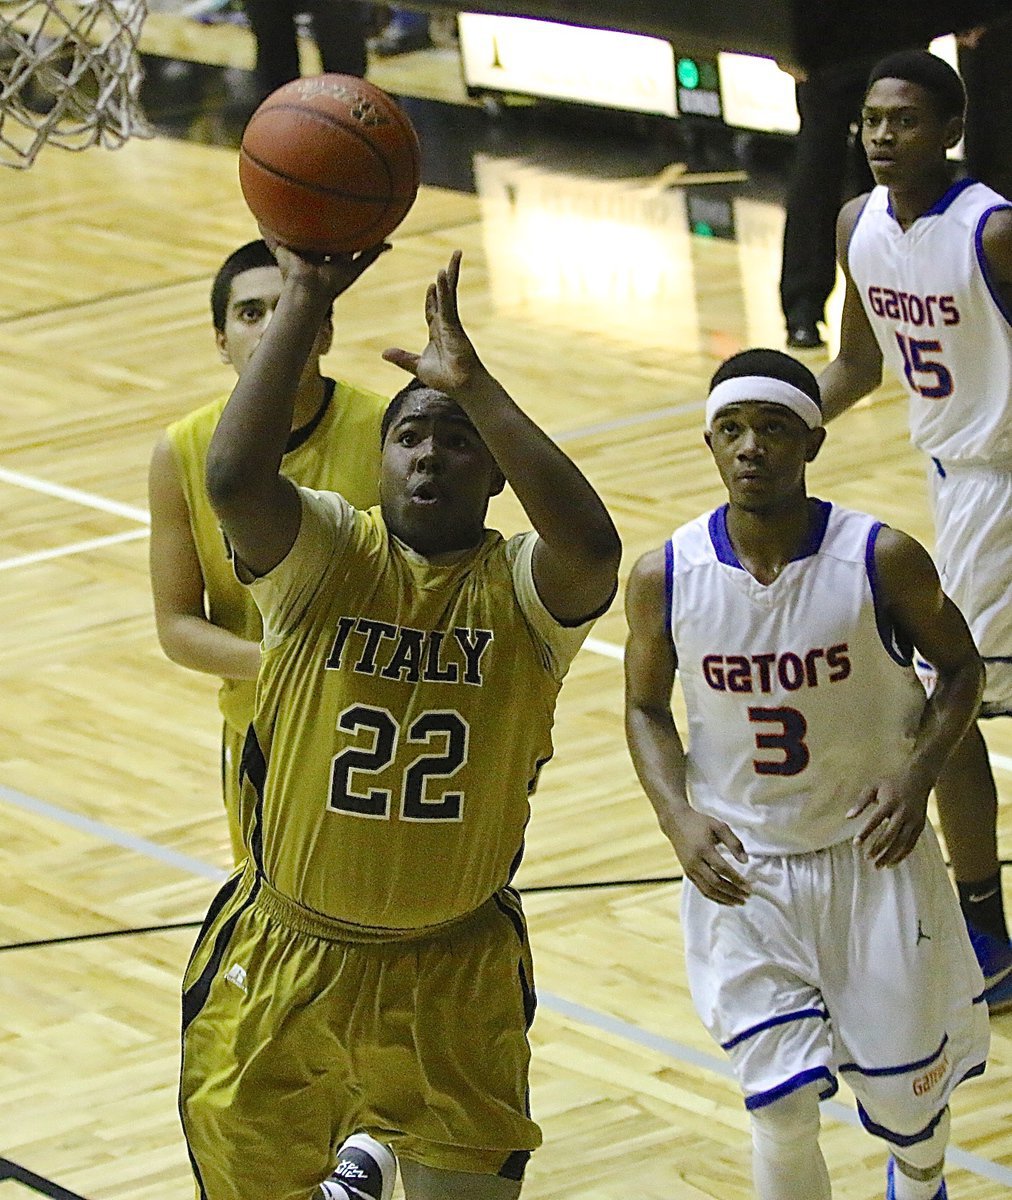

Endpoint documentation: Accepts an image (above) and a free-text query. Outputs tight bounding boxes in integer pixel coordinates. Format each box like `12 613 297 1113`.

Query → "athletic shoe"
966 924 1012 988
886 1156 947 1199
321 1133 396 1200
982 966 1012 1015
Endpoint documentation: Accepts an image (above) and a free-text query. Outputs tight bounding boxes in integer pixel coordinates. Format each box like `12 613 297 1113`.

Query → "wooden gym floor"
0 11 1009 1200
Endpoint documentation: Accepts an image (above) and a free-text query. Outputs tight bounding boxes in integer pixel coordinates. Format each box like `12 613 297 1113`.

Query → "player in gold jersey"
148 240 385 862
179 246 621 1200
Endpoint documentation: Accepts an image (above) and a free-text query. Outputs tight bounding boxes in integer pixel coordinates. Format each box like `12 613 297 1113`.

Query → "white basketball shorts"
681 825 989 1145
926 459 1012 716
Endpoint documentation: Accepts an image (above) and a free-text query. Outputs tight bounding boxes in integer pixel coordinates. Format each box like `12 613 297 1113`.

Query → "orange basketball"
238 74 421 255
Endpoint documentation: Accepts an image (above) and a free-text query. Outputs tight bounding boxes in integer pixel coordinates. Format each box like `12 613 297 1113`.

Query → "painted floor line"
1 782 1009 1187
0 784 226 883
0 400 698 533
0 528 150 572
554 397 704 443
0 466 150 524
583 635 624 661
540 994 1012 1188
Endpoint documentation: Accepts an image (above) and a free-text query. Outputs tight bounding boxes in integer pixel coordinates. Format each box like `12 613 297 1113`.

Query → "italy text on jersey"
324 616 494 685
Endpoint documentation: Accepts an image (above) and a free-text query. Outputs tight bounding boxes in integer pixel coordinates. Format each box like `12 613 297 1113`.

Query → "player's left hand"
849 778 929 867
382 250 486 394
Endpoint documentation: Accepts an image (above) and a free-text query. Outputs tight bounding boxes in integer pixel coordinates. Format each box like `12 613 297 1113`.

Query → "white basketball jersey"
848 180 1012 466
668 502 927 855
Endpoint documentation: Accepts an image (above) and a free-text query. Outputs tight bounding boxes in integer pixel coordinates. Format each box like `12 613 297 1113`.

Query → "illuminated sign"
458 14 677 117
717 35 958 135
718 52 799 134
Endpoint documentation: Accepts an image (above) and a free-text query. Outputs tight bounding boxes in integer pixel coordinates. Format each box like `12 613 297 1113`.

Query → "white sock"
888 1106 949 1200
890 1159 944 1200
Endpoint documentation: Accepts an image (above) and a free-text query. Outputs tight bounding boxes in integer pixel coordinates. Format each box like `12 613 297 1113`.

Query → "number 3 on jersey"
748 705 810 776
329 703 469 821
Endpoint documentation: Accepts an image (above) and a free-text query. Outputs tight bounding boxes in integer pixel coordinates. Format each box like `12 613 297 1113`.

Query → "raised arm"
624 549 749 905
205 244 386 577
149 435 260 679
382 251 621 623
851 527 984 866
818 196 884 421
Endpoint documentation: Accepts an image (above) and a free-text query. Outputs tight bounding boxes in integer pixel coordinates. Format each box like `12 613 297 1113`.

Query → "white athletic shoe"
321 1133 396 1200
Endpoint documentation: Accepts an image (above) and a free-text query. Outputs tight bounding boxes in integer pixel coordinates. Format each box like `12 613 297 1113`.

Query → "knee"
886 1108 950 1176
750 1084 822 1156
857 1086 950 1155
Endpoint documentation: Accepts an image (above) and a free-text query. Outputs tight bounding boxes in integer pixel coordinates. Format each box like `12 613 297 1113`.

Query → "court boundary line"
0 467 150 523
0 528 150 572
0 1156 88 1200
1 780 1010 1188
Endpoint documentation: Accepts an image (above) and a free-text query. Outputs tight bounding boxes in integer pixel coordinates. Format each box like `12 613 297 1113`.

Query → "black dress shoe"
786 323 825 349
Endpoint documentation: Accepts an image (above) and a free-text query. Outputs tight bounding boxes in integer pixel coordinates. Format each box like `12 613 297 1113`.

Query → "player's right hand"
261 228 389 301
665 808 751 906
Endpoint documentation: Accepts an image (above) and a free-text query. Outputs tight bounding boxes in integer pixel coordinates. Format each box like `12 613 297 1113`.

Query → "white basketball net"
0 0 151 168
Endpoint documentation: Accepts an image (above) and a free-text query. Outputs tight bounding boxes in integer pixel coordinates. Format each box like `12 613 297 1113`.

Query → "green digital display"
677 58 700 89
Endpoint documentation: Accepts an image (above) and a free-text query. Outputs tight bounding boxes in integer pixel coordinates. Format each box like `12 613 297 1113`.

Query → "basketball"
238 74 421 255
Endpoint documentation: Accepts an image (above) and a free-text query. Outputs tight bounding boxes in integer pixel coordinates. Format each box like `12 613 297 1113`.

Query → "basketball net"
0 0 151 168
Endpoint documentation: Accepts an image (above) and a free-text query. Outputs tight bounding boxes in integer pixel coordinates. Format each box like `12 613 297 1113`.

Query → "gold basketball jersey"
166 380 385 733
243 489 594 931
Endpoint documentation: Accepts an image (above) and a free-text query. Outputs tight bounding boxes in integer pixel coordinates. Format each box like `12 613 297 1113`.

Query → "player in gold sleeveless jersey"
179 247 621 1200
148 240 384 861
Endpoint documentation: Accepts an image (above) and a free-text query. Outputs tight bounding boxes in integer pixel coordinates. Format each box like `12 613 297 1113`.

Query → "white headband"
705 376 823 430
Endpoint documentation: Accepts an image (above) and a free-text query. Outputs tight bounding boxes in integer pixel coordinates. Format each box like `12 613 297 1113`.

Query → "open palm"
383 250 482 392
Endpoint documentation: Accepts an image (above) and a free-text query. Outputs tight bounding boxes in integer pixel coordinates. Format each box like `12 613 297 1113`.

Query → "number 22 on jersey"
329 703 469 821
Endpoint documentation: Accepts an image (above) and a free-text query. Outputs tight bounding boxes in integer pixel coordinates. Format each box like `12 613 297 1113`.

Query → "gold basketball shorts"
180 864 540 1200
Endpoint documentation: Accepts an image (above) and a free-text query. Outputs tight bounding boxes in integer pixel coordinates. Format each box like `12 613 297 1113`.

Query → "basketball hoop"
0 0 152 168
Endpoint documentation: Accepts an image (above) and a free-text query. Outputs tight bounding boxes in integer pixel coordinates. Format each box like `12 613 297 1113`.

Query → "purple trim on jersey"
931 456 946 479
709 505 739 567
974 203 1012 327
855 1061 986 1145
885 178 976 224
721 1007 828 1051
744 1066 839 1111
865 523 914 667
927 176 977 218
664 537 675 643
839 1034 946 1077
708 500 832 571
